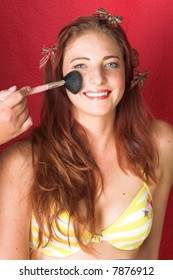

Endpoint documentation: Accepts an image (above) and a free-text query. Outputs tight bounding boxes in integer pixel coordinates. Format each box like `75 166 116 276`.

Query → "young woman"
0 8 173 260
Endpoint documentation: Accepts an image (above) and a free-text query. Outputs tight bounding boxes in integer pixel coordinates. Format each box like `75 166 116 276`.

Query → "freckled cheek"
112 72 125 89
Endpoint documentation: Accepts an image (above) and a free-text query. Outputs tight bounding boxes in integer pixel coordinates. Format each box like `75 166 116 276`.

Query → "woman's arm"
157 119 173 186
139 120 173 259
0 141 33 259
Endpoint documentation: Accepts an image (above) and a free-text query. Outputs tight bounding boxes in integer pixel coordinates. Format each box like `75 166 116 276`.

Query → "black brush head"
64 71 82 94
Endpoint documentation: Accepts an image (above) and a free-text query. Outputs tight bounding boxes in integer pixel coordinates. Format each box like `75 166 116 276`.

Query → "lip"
83 90 111 100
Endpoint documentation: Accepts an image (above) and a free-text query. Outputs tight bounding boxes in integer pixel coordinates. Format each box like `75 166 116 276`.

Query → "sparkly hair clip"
96 8 123 27
39 44 57 69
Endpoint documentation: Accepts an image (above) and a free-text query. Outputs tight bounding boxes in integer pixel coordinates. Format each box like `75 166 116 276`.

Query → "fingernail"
8 85 17 92
25 86 31 93
0 96 5 102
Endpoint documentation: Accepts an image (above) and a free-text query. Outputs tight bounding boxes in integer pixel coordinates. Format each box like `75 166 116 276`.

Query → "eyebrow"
103 55 120 61
70 57 89 63
70 55 120 63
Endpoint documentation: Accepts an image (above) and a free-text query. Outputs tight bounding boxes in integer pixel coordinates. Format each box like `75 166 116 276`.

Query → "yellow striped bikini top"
29 182 153 257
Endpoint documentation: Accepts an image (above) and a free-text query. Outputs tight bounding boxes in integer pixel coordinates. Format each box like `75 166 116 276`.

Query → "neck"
74 111 116 155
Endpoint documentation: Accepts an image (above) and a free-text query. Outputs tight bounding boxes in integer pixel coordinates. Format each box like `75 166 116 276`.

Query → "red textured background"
0 0 173 259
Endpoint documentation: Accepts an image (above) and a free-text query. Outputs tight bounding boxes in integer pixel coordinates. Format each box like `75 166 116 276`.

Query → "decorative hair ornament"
39 8 122 69
96 8 123 27
130 70 148 90
39 44 57 69
39 8 148 90
130 49 148 89
131 48 139 69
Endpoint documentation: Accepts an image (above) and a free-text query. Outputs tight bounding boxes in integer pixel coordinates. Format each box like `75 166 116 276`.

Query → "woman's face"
62 31 125 121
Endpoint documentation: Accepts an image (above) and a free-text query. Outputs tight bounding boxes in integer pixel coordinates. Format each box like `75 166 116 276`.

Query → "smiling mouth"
83 91 111 99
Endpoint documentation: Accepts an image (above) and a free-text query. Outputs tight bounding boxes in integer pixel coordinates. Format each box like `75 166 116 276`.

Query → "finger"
8 86 17 93
0 85 17 94
10 111 33 138
0 96 28 121
19 115 33 133
11 97 28 116
15 104 33 130
18 86 31 97
16 106 29 123
1 87 31 107
0 85 17 101
12 86 31 107
13 115 33 137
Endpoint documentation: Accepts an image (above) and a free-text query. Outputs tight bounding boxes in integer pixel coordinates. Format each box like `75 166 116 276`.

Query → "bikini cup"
29 182 153 257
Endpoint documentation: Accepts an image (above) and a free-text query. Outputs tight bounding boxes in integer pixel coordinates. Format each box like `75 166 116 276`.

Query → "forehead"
64 31 123 58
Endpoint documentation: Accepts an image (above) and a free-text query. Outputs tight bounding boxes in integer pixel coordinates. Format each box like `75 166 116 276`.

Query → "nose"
88 66 106 85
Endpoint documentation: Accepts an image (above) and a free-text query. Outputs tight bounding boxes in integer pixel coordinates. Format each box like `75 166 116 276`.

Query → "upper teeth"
85 92 108 97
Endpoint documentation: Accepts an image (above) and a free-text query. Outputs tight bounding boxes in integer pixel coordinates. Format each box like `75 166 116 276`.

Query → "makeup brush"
29 71 82 95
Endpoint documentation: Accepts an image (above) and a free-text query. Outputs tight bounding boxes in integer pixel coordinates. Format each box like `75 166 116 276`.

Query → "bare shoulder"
152 119 173 157
0 140 33 193
152 119 173 144
152 119 173 186
0 140 33 169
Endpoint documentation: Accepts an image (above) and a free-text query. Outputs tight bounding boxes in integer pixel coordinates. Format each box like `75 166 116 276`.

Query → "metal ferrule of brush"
48 80 65 89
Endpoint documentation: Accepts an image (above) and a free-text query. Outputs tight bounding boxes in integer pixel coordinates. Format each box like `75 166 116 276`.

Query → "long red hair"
30 14 158 252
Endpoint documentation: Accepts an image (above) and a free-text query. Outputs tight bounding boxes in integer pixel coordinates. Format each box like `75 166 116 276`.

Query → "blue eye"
105 62 119 68
74 64 85 69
